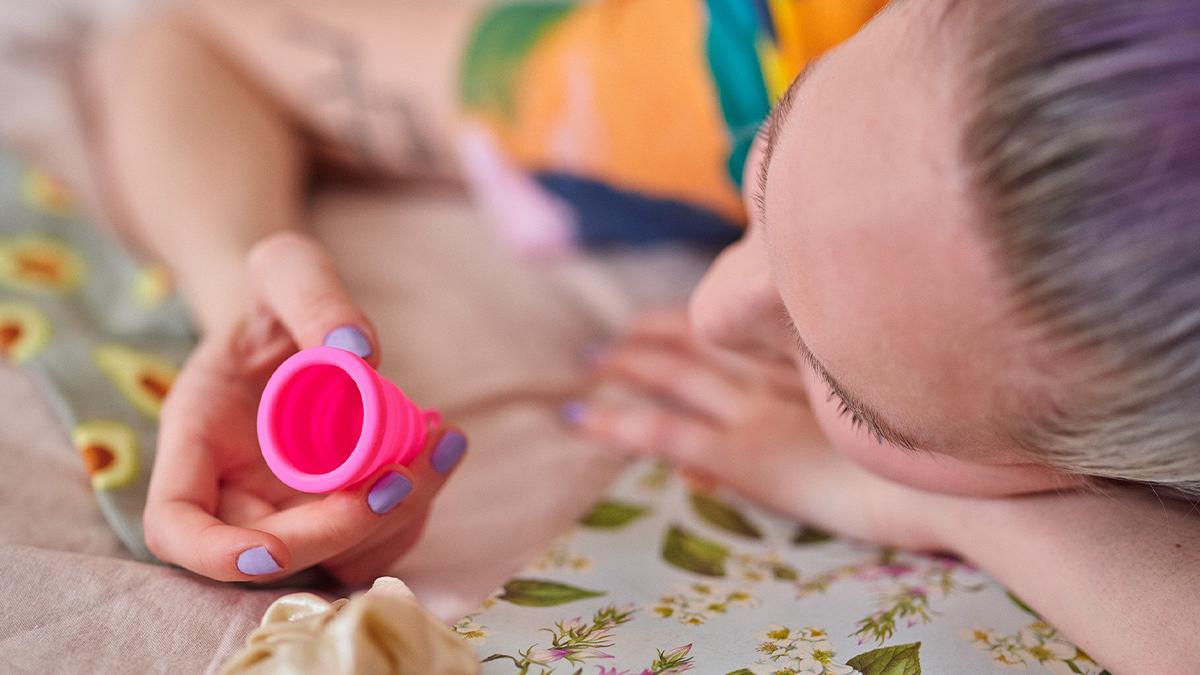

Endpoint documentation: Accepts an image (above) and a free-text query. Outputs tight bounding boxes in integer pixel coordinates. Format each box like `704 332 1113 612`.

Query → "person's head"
692 0 1200 497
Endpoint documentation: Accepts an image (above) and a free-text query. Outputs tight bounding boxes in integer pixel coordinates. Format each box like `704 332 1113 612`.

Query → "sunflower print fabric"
0 152 194 559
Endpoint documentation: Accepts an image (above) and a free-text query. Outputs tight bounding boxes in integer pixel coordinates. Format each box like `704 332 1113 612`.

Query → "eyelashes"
777 306 883 446
827 387 887 446
778 285 919 452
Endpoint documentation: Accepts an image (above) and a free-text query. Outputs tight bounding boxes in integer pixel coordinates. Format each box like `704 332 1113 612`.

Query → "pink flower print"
527 648 571 664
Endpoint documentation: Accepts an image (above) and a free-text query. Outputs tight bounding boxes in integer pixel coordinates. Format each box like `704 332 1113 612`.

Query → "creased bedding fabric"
0 3 1115 673
220 577 478 675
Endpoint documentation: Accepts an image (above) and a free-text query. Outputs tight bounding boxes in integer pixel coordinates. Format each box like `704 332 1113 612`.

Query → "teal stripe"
705 0 771 187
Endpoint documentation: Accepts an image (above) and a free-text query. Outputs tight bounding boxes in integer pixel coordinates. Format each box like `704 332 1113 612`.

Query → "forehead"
762 2 1021 453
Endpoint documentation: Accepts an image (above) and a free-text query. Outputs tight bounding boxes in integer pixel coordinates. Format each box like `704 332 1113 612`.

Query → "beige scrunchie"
220 577 479 675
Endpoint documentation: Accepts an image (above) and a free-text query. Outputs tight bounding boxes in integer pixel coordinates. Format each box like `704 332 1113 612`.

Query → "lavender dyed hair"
954 0 1200 494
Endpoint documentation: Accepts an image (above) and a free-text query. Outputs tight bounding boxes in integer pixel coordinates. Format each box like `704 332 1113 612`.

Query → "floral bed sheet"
458 461 1109 675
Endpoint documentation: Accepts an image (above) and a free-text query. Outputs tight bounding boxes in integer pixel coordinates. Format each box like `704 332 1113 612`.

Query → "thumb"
247 231 379 366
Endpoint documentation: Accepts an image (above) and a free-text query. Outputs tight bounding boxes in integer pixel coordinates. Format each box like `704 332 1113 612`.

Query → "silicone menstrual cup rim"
257 346 384 493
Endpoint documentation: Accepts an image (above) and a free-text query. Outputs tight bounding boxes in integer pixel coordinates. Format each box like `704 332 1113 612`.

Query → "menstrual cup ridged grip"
257 346 439 493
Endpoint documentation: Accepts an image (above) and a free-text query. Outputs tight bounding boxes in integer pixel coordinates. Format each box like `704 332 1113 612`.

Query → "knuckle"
651 351 688 379
689 310 728 350
197 523 238 579
305 291 355 324
619 350 679 387
664 420 714 465
664 430 701 463
318 501 369 544
583 408 615 440
246 231 318 276
645 410 677 452
629 311 665 336
197 546 226 579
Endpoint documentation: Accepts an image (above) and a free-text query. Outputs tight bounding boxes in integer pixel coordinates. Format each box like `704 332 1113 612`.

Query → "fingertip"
560 401 677 461
364 466 416 515
166 526 294 582
235 544 284 576
226 530 292 581
561 400 589 427
390 426 468 503
323 324 377 363
429 428 468 475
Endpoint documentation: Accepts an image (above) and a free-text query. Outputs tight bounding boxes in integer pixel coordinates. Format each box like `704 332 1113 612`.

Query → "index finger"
247 231 381 367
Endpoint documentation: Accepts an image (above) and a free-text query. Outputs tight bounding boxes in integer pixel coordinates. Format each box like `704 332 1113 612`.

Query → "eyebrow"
752 57 821 227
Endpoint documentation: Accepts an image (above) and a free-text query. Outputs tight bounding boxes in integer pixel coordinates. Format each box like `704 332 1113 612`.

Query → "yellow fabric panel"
770 0 889 69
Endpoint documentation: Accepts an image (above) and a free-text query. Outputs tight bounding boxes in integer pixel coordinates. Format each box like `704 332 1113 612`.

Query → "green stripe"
458 2 579 121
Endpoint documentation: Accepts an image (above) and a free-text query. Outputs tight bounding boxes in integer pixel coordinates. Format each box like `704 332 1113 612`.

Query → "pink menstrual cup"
257 346 441 493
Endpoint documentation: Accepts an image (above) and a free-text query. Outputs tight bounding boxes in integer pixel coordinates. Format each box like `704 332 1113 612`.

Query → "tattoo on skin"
281 10 436 170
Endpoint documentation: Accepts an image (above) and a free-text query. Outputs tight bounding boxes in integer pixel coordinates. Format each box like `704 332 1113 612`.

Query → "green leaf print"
580 500 650 529
1006 591 1043 619
846 642 922 675
690 492 763 539
485 604 635 673
458 2 577 120
498 578 605 607
726 670 756 675
792 524 835 545
662 524 729 577
770 561 799 581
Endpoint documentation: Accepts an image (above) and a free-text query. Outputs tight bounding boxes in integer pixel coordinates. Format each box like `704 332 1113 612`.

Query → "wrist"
866 474 977 553
921 490 1015 564
167 243 255 335
793 453 973 553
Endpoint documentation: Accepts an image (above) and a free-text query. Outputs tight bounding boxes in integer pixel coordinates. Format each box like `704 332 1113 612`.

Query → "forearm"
187 0 472 178
91 8 304 331
941 486 1200 673
760 450 1198 672
89 1 475 331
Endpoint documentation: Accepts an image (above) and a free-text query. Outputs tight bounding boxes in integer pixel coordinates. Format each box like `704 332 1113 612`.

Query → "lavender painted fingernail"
561 400 588 426
367 471 413 514
431 431 467 474
324 325 372 358
237 546 282 575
